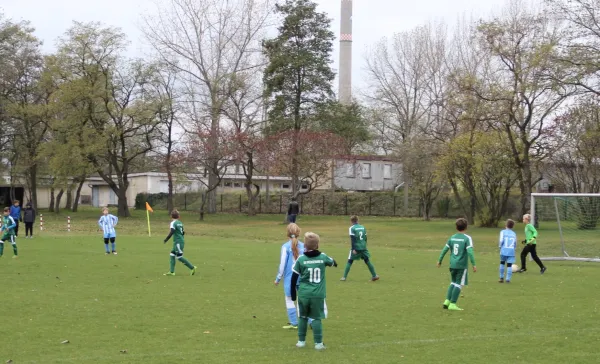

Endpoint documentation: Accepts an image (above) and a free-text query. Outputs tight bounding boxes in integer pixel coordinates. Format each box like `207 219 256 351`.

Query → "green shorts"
348 249 371 261
1 233 15 243
171 241 185 256
298 297 327 320
450 268 468 286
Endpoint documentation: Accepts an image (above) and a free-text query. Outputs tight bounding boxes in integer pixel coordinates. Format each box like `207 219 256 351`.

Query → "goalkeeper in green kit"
163 210 197 276
518 214 546 274
437 218 476 311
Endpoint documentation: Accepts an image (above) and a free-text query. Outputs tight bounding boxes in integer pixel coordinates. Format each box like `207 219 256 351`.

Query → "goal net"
531 193 600 262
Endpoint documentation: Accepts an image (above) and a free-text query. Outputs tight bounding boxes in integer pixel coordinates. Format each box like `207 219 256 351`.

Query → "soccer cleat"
282 324 298 329
112 251 118 255
506 280 511 283
541 267 547 274
518 268 527 273
163 272 175 276
314 343 326 350
448 303 463 311
296 341 306 348
105 252 110 255
443 299 450 309
498 278 504 283
12 255 17 259
370 275 380 282
340 277 346 281
191 266 197 276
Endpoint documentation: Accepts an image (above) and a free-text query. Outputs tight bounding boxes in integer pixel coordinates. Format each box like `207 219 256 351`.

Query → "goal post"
531 193 600 262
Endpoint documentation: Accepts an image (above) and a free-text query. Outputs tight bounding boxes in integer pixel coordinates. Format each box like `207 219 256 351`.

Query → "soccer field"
0 211 598 363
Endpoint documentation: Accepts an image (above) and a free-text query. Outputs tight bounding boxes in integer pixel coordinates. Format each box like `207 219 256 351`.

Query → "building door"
92 187 99 207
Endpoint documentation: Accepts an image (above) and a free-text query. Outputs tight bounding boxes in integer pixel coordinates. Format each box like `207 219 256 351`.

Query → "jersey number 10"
307 268 322 283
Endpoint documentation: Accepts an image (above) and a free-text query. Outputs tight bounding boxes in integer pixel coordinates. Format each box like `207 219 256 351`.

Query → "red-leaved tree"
258 130 346 196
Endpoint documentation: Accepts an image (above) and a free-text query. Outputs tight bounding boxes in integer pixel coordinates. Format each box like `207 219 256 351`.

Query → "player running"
340 216 379 281
98 207 119 255
274 223 304 329
498 219 517 283
163 210 197 276
518 214 547 274
437 218 477 311
291 232 337 350
1 207 18 258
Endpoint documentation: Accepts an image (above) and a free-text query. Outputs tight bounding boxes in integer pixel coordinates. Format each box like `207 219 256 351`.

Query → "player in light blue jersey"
274 223 305 329
498 219 517 283
98 207 118 255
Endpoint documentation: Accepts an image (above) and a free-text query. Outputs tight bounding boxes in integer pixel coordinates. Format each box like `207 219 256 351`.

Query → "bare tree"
473 1 573 216
364 22 449 215
142 0 272 215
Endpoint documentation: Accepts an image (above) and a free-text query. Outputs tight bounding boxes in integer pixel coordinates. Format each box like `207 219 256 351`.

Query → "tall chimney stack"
338 0 352 104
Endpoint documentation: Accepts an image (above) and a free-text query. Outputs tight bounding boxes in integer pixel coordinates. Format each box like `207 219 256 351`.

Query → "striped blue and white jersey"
499 228 517 257
98 214 118 236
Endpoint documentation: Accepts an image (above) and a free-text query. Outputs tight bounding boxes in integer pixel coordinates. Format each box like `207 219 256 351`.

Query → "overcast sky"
2 0 509 92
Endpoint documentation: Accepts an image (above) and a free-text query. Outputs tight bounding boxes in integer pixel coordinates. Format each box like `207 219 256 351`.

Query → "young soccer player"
518 214 547 274
274 223 305 329
1 207 18 258
340 215 379 281
23 202 35 239
98 207 119 255
291 232 337 350
437 218 477 311
163 210 197 276
498 219 517 283
9 200 21 236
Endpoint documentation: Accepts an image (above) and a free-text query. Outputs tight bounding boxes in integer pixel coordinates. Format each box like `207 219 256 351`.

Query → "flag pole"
147 209 151 237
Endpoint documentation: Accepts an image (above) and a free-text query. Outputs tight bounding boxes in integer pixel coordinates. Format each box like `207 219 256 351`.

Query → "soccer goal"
531 193 600 262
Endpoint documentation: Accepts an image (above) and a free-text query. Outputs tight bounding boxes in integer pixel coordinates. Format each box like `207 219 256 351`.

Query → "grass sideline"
0 210 598 363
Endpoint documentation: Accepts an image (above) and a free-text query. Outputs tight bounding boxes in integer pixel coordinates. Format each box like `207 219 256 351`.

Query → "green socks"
169 255 176 273
12 244 17 256
446 284 454 301
311 319 323 343
298 318 308 342
178 257 195 270
366 261 377 277
0 243 3 256
451 285 462 303
343 262 352 278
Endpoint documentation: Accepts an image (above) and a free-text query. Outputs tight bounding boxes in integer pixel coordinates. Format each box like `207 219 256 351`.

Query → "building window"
301 184 308 190
224 182 232 187
383 164 392 179
233 182 241 188
345 163 355 178
361 163 371 178
282 184 290 189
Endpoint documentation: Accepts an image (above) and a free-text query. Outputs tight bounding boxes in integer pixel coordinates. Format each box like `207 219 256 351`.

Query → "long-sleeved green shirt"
438 233 476 269
525 223 538 244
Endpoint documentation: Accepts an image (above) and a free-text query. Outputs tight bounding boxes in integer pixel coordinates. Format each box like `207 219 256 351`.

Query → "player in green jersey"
1 207 18 258
518 214 546 274
291 232 338 350
437 218 476 311
163 210 197 276
340 216 379 281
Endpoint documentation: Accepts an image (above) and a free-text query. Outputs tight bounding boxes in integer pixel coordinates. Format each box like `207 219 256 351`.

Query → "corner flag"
146 202 153 237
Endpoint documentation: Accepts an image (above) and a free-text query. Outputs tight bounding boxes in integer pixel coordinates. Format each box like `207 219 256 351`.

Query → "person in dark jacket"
287 197 299 224
23 202 35 239
9 200 21 236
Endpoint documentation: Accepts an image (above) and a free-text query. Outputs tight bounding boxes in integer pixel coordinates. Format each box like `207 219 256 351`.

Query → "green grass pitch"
0 210 598 363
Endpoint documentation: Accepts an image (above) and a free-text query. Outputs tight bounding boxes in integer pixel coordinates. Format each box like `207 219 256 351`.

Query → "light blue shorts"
500 255 516 264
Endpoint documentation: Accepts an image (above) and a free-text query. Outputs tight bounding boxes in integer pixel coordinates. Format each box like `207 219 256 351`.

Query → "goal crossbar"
531 193 600 263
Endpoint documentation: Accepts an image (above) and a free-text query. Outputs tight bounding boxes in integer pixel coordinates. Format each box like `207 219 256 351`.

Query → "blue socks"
111 242 116 252
104 243 110 253
286 308 298 326
507 267 513 282
499 264 505 279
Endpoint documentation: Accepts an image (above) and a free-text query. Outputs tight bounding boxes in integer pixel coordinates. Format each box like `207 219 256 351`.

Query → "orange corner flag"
145 202 154 213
